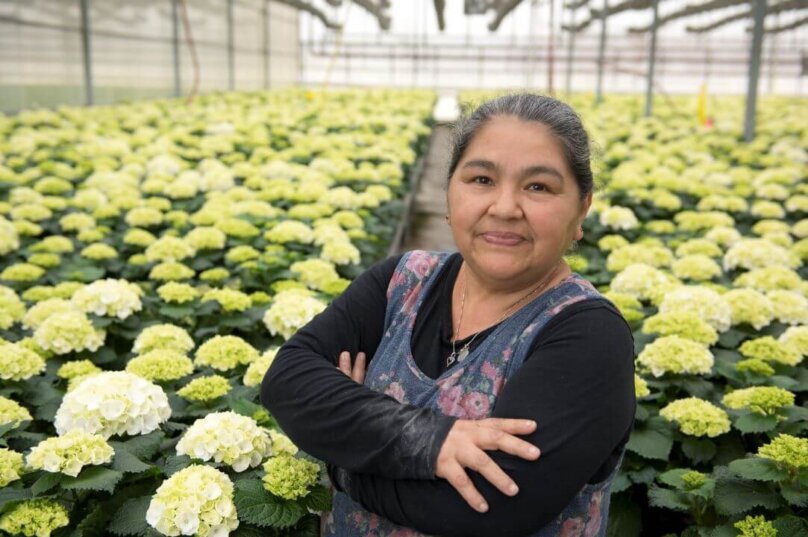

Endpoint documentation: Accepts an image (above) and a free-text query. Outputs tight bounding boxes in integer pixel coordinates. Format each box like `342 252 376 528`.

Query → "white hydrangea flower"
723 238 801 272
33 311 106 355
263 289 327 340
610 263 679 303
55 371 171 438
659 286 732 332
71 279 143 319
599 206 639 230
133 324 195 354
176 412 272 472
146 465 239 537
26 430 114 477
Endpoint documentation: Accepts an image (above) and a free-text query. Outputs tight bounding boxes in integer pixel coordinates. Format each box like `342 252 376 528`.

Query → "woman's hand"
337 351 366 384
337 351 541 514
436 418 540 513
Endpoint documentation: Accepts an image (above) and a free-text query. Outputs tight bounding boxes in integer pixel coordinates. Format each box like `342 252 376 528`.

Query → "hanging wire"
323 1 355 88
177 0 200 103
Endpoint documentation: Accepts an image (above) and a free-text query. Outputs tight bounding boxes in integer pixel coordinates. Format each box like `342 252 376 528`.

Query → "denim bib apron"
322 250 626 537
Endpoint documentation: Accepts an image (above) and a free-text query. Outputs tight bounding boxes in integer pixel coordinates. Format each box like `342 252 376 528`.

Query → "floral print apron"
322 250 626 537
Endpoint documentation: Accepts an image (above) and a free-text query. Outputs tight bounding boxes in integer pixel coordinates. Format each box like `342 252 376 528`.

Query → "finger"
444 462 489 513
352 352 366 384
338 351 351 376
481 418 537 435
477 428 541 461
465 447 520 497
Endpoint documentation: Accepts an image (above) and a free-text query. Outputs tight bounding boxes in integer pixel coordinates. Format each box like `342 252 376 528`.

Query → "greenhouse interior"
0 0 806 536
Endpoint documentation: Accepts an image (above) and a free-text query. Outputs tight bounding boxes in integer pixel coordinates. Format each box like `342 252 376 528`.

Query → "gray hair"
446 93 596 201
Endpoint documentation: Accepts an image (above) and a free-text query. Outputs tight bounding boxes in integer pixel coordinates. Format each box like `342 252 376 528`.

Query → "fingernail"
479 502 488 512
509 484 518 495
531 447 541 457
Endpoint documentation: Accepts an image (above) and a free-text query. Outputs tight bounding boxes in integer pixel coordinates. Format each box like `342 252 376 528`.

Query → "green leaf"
107 496 151 536
158 305 195 319
703 526 737 537
718 329 747 349
301 484 331 512
626 416 673 460
234 479 306 529
606 494 642 537
118 431 164 460
61 467 124 493
0 487 32 511
161 454 192 477
31 472 62 496
779 481 808 507
733 412 779 433
713 476 782 515
74 503 110 537
772 515 808 537
682 437 716 464
728 457 788 482
657 469 691 490
647 485 690 512
611 472 631 494
110 447 152 474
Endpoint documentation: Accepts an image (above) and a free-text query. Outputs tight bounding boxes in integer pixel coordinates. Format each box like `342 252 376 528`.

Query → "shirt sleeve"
260 254 457 480
334 303 636 537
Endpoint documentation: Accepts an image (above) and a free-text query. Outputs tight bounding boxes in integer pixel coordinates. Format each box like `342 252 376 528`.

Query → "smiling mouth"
481 232 526 246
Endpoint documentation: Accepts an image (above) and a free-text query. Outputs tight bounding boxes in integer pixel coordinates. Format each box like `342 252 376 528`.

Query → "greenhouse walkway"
398 124 457 254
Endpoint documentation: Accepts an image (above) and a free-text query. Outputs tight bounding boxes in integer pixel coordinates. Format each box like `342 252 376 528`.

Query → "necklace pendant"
446 352 457 367
456 344 470 362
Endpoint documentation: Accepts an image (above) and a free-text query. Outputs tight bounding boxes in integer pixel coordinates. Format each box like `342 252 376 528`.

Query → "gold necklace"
447 261 563 368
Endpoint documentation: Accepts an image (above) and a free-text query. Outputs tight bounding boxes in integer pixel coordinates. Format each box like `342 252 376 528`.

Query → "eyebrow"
461 159 564 182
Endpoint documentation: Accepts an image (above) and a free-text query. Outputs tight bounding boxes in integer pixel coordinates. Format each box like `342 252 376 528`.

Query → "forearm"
262 346 456 479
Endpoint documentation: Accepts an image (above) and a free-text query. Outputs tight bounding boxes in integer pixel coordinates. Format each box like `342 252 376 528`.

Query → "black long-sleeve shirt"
261 252 635 537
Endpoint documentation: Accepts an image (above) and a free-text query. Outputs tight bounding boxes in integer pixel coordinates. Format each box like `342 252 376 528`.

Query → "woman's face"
446 115 592 289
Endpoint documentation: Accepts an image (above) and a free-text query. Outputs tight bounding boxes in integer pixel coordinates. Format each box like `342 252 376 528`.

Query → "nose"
487 185 523 220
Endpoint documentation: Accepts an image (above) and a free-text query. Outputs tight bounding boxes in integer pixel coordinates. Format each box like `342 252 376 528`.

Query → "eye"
527 183 547 192
471 176 492 185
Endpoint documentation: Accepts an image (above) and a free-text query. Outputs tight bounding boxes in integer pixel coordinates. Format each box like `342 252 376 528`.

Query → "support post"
172 0 181 97
645 0 659 116
595 0 608 105
744 0 766 142
227 0 235 91
263 0 270 89
79 0 93 105
565 4 576 96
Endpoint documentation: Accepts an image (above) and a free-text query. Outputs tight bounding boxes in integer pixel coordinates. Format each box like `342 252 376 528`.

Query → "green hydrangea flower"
269 430 299 456
740 336 802 367
149 261 195 281
263 289 327 340
735 358 775 377
0 342 47 381
0 499 70 537
733 266 802 293
671 254 722 281
156 282 199 304
126 350 194 382
262 454 320 500
766 290 808 325
0 448 24 487
597 234 629 252
723 288 774 330
641 311 718 346
80 242 117 260
634 375 650 398
26 429 114 477
33 311 106 355
144 236 195 262
201 288 252 312
607 244 673 273
185 226 227 251
199 267 230 282
680 470 707 491
0 396 32 427
244 348 279 387
1 262 46 282
177 375 231 402
133 324 195 354
321 240 361 266
194 335 258 371
779 326 808 357
0 285 26 330
734 515 777 537
56 360 101 380
757 434 808 472
659 397 730 437
722 386 795 416
637 335 714 377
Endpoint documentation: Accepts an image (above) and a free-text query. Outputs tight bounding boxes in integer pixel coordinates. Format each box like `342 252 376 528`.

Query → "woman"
261 93 635 537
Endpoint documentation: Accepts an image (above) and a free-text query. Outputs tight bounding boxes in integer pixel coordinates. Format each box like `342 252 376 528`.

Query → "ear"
576 192 593 239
